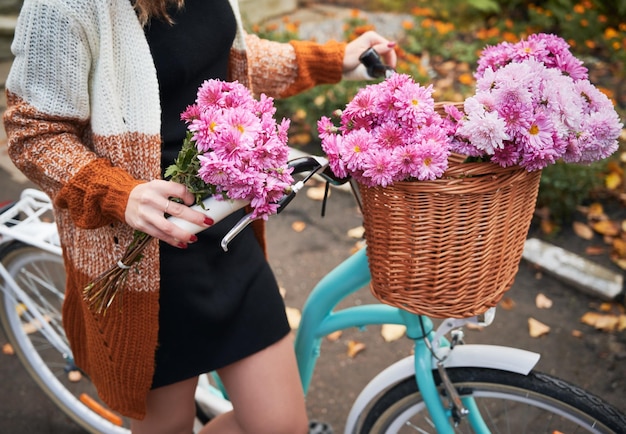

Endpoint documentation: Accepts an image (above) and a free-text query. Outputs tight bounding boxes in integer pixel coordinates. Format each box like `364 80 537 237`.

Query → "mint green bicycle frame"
294 246 488 434
214 154 529 433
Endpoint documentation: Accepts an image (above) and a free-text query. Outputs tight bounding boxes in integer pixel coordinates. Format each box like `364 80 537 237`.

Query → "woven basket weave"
359 150 542 318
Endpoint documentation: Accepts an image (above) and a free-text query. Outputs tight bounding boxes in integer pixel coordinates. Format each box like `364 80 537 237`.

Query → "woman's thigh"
131 376 199 434
216 333 308 433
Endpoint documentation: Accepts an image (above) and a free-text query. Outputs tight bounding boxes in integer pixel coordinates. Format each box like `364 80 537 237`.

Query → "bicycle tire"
358 367 626 434
0 242 131 433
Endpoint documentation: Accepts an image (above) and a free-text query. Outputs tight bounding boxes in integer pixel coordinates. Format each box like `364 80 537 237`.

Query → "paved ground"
0 6 625 433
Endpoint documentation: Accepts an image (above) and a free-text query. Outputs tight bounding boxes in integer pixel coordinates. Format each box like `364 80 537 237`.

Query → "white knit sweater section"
9 0 219 137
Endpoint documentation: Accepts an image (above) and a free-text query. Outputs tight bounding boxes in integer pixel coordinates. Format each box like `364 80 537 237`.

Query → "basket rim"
443 155 530 178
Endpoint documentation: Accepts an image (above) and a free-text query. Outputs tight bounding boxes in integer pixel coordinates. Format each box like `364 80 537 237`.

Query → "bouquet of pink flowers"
317 73 452 187
171 79 294 219
443 33 622 171
84 79 294 314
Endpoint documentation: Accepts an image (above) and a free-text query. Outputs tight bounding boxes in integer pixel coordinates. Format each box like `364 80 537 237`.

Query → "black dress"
145 0 290 389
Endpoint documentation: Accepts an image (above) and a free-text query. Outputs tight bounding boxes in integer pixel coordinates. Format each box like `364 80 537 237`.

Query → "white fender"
344 344 540 434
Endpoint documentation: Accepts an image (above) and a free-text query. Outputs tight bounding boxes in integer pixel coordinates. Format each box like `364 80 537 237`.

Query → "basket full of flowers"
317 33 622 318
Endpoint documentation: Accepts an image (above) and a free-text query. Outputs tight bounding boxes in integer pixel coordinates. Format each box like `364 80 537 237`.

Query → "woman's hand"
342 30 397 79
125 180 213 248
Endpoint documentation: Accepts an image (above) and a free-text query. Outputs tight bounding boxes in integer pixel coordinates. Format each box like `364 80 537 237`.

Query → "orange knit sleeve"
243 34 346 99
284 39 346 97
55 158 145 229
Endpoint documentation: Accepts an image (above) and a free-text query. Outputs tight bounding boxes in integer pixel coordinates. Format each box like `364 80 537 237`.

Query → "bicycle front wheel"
359 367 626 433
0 242 131 433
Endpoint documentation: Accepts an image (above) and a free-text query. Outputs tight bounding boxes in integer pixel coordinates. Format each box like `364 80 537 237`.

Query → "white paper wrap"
166 196 249 234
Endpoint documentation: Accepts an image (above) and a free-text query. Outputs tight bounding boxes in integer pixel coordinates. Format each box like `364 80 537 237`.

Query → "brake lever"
221 213 258 252
220 155 330 251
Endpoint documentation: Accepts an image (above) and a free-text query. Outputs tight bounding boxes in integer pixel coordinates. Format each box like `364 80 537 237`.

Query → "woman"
3 0 396 433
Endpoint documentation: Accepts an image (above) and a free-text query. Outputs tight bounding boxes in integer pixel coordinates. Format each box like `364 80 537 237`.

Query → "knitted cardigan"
3 0 346 419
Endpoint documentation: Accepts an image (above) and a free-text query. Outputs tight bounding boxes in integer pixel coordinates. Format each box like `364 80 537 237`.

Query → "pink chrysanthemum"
457 98 509 154
360 148 399 187
318 74 451 186
181 79 294 220
413 139 449 181
524 112 554 152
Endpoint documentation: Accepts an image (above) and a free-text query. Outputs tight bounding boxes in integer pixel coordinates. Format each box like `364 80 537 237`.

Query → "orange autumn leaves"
541 149 626 270
499 292 626 340
572 201 626 270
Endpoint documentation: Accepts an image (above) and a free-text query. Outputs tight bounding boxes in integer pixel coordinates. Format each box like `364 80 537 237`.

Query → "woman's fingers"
343 30 397 73
125 180 213 247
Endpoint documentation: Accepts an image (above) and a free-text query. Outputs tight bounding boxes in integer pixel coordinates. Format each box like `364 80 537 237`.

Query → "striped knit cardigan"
3 0 346 418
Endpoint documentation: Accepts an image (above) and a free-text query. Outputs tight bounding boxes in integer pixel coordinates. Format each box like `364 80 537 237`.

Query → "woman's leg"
131 376 199 434
200 333 308 434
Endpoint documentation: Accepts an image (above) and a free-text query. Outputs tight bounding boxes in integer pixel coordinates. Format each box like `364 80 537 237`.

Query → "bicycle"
1 154 626 433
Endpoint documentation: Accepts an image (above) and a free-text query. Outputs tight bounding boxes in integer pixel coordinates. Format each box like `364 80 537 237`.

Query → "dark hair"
133 0 184 26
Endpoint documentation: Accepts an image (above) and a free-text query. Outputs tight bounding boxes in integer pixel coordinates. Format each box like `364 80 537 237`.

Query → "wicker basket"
358 153 542 319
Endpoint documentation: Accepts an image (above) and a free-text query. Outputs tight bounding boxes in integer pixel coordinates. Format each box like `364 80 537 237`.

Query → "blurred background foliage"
252 0 626 234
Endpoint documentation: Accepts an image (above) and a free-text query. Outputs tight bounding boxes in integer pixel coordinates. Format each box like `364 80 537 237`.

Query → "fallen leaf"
585 246 605 256
540 218 556 235
2 343 14 355
619 315 626 332
306 185 328 201
347 340 366 358
603 234 616 245
573 221 594 240
535 293 553 309
612 238 626 257
285 306 302 330
465 322 484 330
326 330 342 341
499 297 516 310
22 315 51 334
599 302 614 312
580 311 620 332
614 258 626 270
291 221 306 233
571 329 583 338
605 171 622 190
347 225 365 239
16 303 27 317
350 240 366 255
381 324 406 342
592 220 620 236
587 202 606 220
528 317 550 338
68 370 82 382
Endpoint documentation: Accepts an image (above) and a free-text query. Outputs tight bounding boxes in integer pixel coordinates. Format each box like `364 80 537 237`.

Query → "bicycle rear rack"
0 188 61 255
